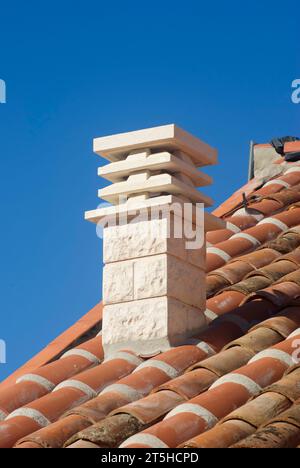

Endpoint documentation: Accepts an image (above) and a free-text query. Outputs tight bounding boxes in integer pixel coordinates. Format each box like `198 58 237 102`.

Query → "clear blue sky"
0 1 299 379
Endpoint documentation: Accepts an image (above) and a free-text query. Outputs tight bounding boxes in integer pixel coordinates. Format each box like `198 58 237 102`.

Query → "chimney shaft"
85 124 224 357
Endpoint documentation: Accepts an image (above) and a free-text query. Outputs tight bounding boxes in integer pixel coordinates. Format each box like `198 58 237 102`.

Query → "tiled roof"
2 158 300 448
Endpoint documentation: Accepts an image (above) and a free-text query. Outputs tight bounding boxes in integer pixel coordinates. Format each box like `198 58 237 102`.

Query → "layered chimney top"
85 124 224 358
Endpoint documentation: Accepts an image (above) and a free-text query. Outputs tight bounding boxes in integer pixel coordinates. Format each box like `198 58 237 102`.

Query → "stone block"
134 254 205 309
103 215 205 268
103 260 133 305
102 296 206 356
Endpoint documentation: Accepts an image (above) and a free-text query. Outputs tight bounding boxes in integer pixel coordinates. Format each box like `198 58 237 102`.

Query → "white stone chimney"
85 124 224 357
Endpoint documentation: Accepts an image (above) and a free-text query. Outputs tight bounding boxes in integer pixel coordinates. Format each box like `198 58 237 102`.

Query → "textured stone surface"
167 256 206 309
103 218 168 263
103 252 205 308
134 255 167 300
102 297 206 356
103 216 205 268
134 254 205 308
103 261 133 305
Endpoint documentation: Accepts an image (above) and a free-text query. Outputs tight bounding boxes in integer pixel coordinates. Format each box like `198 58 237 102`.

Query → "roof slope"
2 149 300 448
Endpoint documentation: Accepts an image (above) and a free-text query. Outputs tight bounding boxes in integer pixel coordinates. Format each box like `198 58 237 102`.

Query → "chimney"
85 124 224 357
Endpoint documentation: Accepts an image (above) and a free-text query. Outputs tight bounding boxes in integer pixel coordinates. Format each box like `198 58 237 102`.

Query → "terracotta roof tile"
285 141 300 153
66 336 275 448
206 210 300 272
0 303 103 391
0 352 142 448
212 179 263 218
121 330 300 448
61 311 300 448
206 216 258 245
0 335 103 418
184 361 300 448
206 248 280 298
231 394 300 448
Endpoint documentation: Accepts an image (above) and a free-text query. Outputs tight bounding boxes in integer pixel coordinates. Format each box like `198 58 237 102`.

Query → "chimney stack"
85 124 224 357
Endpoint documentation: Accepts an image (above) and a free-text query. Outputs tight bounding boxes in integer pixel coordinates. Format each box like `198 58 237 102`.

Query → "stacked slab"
85 124 224 357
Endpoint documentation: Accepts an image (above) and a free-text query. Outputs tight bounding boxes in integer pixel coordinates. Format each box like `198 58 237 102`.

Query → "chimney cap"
93 124 218 167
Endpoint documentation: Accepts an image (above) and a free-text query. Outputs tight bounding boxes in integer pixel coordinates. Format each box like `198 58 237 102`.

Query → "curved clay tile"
0 303 103 391
0 351 142 448
207 208 300 272
230 379 300 448
9 279 300 449
206 248 281 297
205 254 300 322
212 178 263 218
206 216 258 245
62 310 300 447
0 335 103 419
7 345 209 449
120 330 300 448
180 367 300 447
61 310 300 449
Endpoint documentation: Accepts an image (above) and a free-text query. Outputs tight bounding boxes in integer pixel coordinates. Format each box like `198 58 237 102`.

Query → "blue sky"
0 1 299 379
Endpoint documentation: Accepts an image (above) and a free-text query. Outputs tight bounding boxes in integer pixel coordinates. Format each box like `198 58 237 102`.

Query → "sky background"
0 0 299 379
